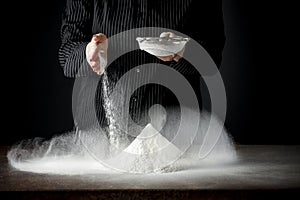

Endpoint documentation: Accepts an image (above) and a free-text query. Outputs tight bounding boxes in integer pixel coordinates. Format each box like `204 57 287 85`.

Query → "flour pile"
107 123 182 173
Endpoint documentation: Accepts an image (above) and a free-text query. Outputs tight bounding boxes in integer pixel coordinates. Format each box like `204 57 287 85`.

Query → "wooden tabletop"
1 145 300 199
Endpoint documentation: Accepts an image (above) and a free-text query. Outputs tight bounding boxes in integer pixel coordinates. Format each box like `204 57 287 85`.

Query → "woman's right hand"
86 33 108 75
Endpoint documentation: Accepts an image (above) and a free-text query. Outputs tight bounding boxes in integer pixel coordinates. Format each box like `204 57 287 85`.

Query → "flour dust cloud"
7 72 237 175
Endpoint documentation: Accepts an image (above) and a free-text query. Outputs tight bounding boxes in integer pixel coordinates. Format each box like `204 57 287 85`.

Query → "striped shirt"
58 0 225 129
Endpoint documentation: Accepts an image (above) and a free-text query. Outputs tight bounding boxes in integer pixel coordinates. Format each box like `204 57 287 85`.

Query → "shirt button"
136 68 140 73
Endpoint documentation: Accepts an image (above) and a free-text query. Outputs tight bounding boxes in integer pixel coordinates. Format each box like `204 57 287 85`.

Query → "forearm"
58 0 93 78
59 42 93 77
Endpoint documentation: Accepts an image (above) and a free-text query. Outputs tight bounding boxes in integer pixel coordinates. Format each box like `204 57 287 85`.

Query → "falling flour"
102 72 128 151
101 73 182 173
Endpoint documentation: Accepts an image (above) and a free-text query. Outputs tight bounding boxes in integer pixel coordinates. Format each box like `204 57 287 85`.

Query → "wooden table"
1 145 300 199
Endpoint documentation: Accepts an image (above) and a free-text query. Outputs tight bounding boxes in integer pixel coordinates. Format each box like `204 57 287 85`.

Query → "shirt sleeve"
58 0 94 77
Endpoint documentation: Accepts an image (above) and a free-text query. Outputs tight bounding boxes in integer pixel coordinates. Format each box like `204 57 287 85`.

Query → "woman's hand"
86 33 108 75
156 32 185 62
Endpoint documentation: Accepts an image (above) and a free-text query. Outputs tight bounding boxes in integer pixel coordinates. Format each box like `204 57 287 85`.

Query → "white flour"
102 72 129 152
136 36 189 57
122 123 182 173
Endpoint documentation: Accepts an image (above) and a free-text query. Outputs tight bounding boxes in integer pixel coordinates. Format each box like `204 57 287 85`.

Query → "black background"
2 0 299 145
